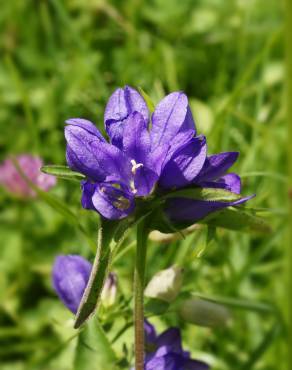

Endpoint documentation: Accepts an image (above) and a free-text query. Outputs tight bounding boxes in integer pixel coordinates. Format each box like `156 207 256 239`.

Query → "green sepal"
41 165 86 181
150 205 270 235
164 187 242 203
138 87 155 113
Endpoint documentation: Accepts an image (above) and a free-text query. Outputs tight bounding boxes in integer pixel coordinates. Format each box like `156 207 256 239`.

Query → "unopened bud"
179 298 231 328
144 265 183 303
101 272 118 308
149 224 200 244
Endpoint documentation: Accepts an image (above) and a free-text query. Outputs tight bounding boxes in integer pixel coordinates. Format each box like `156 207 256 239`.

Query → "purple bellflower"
52 255 118 314
52 255 92 314
143 320 209 370
65 86 252 221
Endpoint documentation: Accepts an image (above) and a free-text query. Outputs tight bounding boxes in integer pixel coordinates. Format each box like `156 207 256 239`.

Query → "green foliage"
74 318 117 370
41 165 86 182
0 0 286 369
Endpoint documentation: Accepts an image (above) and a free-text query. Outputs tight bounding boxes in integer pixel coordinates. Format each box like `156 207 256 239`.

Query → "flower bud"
100 272 117 308
144 265 183 303
0 154 56 198
52 255 118 314
52 255 92 314
149 224 200 244
179 298 231 328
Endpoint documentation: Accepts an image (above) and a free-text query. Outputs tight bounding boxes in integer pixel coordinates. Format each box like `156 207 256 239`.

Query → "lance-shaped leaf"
41 165 86 181
164 187 242 202
74 219 120 329
74 214 143 328
199 207 271 234
74 317 117 370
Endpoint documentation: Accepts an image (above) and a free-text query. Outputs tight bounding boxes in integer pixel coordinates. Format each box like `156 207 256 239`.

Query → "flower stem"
134 220 148 370
286 0 292 368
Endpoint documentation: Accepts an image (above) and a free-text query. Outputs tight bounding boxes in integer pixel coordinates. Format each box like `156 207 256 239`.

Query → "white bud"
149 224 201 244
179 298 231 328
144 265 183 303
101 273 117 308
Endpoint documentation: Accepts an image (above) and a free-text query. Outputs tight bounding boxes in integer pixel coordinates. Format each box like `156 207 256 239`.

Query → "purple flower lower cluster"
52 255 92 314
143 320 208 370
65 86 253 221
52 255 209 370
52 255 117 314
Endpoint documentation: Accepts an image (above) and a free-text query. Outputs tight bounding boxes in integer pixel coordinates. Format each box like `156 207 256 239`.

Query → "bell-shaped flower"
64 86 253 222
52 255 92 314
143 320 209 370
52 255 117 313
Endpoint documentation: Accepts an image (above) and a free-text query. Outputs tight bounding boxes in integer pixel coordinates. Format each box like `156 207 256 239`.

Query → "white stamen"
130 180 138 194
130 159 143 175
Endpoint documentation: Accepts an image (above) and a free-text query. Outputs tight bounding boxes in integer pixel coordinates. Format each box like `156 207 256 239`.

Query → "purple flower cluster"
52 255 92 314
52 255 117 314
144 320 208 370
52 255 209 369
0 154 56 198
65 86 252 221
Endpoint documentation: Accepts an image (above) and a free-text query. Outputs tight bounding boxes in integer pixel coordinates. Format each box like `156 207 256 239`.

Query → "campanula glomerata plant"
43 86 264 370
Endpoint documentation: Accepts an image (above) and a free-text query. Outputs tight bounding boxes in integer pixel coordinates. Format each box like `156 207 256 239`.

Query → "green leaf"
138 87 155 113
74 211 152 328
74 318 117 370
240 324 281 370
74 219 120 329
145 298 169 316
164 187 242 203
41 165 86 181
192 293 277 314
200 207 271 234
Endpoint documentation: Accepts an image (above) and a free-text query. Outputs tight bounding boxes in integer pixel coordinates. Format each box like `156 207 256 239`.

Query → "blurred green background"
0 0 287 369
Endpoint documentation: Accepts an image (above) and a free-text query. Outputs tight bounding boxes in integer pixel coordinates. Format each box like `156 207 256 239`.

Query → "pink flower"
0 154 56 198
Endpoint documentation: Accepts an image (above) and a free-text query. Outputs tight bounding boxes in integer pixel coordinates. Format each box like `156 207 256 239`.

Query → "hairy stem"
134 220 148 370
286 0 292 368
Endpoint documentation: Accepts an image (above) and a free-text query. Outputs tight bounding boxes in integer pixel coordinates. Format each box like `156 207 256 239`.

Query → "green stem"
134 220 148 370
286 0 292 368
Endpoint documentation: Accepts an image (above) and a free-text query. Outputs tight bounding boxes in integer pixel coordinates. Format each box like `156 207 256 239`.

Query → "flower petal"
52 255 92 314
144 319 157 344
163 129 196 164
90 141 132 184
159 136 207 189
220 173 241 194
179 105 196 132
65 118 106 140
151 92 196 150
122 112 151 162
166 195 254 223
104 86 149 148
195 152 239 182
92 183 135 220
155 328 183 355
183 358 209 370
65 122 107 181
198 173 241 194
81 180 96 210
145 354 183 370
133 165 159 196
